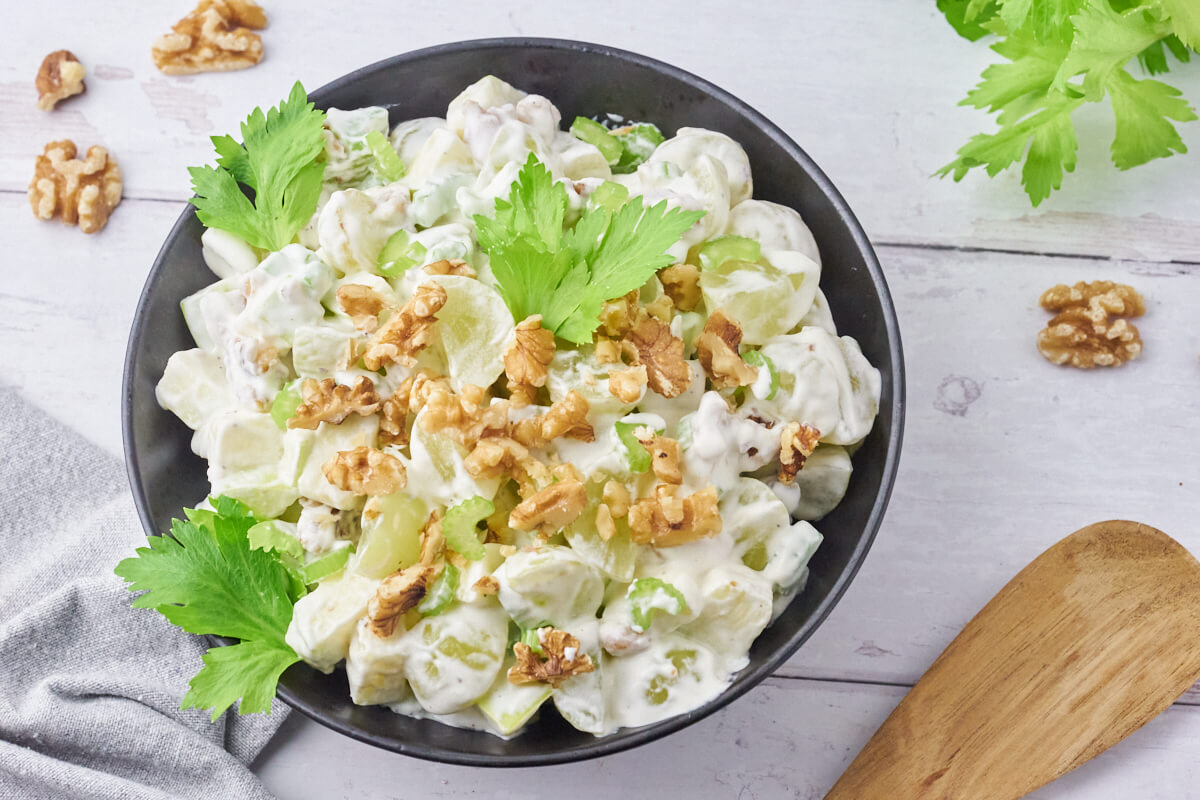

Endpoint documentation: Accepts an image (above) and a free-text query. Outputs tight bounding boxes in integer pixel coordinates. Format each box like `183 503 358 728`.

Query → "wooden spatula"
825 520 1200 800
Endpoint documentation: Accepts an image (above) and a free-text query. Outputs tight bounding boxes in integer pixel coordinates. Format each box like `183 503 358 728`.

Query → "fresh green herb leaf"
189 82 326 251
269 380 303 430
417 563 460 616
1001 0 1088 42
365 129 406 182
114 496 304 720
627 577 688 633
938 0 1000 41
570 117 623 165
1108 68 1197 168
474 154 703 344
1053 2 1170 97
442 496 494 561
1152 0 1200 49
248 519 305 559
743 350 780 400
615 421 664 473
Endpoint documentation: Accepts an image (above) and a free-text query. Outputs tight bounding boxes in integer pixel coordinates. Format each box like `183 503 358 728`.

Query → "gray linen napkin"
0 384 287 799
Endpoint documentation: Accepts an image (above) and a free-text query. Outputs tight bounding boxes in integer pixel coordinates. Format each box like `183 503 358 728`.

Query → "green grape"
351 494 426 579
698 257 806 345
431 275 514 392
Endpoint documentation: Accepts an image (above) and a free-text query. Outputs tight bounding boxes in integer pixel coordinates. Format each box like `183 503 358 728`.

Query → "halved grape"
476 653 553 735
698 257 806 345
403 604 509 714
430 275 514 393
350 493 426 579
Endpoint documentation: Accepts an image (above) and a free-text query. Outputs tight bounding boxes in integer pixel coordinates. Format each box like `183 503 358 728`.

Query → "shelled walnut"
1036 281 1145 369
36 50 86 111
152 0 267 75
29 140 122 234
508 628 594 688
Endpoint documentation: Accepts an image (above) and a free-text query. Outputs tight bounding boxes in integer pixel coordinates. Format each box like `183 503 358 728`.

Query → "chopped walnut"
696 310 758 389
36 51 86 111
323 446 407 496
645 293 674 323
362 283 447 370
595 503 617 541
420 384 510 446
378 371 449 446
29 140 122 234
465 437 552 497
602 480 631 518
507 390 595 449
367 564 436 637
639 433 683 485
599 290 640 338
504 315 555 402
625 317 693 398
778 422 821 484
609 364 649 404
658 263 701 312
288 377 381 430
508 628 595 688
152 0 267 75
551 462 585 484
337 284 391 332
509 479 588 534
472 576 500 596
423 258 476 278
418 511 445 566
1037 281 1145 369
594 337 622 365
628 485 722 547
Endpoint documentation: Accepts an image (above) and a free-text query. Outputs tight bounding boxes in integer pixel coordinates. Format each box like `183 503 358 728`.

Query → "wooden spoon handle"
825 521 1200 800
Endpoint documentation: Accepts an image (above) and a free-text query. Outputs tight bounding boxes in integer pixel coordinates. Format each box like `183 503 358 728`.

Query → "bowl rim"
122 35 905 767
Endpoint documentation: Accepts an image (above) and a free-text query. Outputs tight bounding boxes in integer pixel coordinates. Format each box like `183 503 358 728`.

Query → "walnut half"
288 377 381 430
36 50 86 111
1037 281 1145 369
367 564 437 637
29 140 122 234
624 317 693 399
504 315 555 403
508 628 595 688
696 310 758 389
509 479 588 535
323 446 407 496
362 283 447 370
152 0 267 75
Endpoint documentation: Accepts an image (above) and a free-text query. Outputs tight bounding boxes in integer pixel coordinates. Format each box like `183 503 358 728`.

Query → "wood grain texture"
826 521 1200 800
3 0 1200 260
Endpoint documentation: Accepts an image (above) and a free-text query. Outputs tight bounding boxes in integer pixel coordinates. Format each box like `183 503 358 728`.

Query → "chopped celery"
443 496 495 561
365 129 406 182
299 545 354 584
590 180 629 212
377 230 426 278
614 421 663 473
519 623 552 655
697 235 762 271
570 117 623 165
743 350 779 400
612 122 665 174
269 379 303 430
627 577 688 632
247 519 305 559
417 563 460 616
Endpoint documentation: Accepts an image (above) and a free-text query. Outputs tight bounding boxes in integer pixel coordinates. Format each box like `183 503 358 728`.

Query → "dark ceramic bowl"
123 38 905 766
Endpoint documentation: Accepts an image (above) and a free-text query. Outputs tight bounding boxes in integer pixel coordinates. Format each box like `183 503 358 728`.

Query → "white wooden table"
5 1 1200 797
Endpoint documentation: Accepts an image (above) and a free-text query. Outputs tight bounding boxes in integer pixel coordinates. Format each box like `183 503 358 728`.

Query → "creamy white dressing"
159 74 882 740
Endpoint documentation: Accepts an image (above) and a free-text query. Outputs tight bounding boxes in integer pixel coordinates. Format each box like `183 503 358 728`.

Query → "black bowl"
123 37 905 766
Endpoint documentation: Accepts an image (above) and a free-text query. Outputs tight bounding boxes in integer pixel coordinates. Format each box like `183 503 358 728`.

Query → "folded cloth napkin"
0 384 287 800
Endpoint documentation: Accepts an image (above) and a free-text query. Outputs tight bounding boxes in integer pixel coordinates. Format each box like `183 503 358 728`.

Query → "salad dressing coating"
157 75 881 737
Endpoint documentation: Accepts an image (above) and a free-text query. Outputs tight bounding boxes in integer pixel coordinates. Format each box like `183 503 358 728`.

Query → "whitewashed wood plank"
252 677 1200 799
4 0 1200 260
778 245 1200 689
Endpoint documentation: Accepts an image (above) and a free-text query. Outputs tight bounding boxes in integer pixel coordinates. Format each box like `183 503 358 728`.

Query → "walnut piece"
509 479 588 534
602 480 631 518
464 437 552 497
367 564 436 637
289 377 381 430
472 576 500 596
628 485 722 547
639 433 682 485
599 290 640 338
362 283 447 370
418 511 445 566
624 317 693 398
29 140 122 234
152 0 267 75
508 628 595 688
593 337 622 365
658 263 701 312
1036 281 1145 369
778 422 821 484
36 51 86 111
420 383 510 446
696 310 759 389
508 390 595 448
323 446 407 496
608 365 648 404
423 258 476 278
378 371 449 446
504 315 555 399
337 284 391 332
